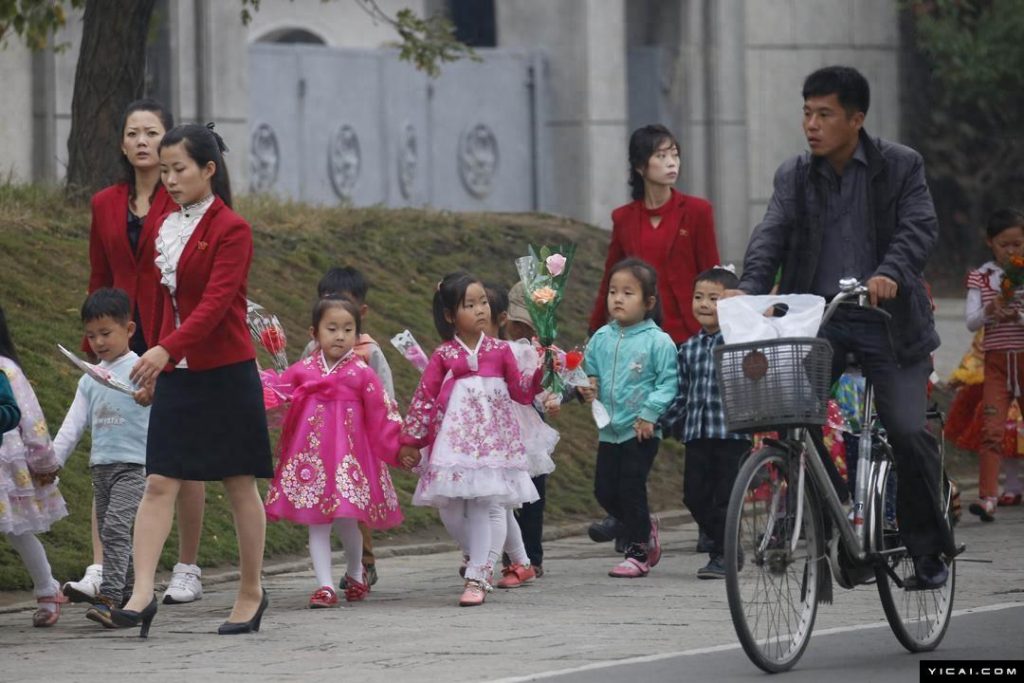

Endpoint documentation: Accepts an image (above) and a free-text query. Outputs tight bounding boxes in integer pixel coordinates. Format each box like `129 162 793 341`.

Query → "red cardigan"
153 196 256 371
588 190 721 343
87 183 176 348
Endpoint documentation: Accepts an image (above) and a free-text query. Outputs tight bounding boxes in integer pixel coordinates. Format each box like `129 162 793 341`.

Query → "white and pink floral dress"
402 335 542 507
263 352 404 529
508 338 558 477
0 357 67 535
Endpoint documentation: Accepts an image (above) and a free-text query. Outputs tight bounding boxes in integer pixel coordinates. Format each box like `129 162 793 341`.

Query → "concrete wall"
247 0 427 47
496 0 629 228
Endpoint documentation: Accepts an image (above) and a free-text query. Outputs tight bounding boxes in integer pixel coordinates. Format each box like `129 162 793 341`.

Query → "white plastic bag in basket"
717 294 826 343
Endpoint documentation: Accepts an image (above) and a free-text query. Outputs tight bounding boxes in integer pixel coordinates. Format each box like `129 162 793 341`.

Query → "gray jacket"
738 130 940 364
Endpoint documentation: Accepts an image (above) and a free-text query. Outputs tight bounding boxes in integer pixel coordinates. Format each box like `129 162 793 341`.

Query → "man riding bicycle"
731 65 956 589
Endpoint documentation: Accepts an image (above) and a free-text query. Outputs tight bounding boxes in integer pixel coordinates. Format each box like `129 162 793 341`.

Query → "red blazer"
154 196 256 371
87 183 176 349
588 190 721 343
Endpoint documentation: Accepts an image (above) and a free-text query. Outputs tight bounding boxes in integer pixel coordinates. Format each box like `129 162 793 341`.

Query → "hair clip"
205 122 229 154
436 280 442 292
713 263 737 274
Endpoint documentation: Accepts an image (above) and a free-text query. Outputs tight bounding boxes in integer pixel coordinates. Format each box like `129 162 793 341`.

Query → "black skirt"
147 359 273 481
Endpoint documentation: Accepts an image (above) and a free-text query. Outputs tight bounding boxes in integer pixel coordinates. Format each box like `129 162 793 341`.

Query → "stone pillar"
496 0 629 228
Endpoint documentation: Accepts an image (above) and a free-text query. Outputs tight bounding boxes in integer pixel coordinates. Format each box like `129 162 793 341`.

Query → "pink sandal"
998 492 1022 507
32 593 68 627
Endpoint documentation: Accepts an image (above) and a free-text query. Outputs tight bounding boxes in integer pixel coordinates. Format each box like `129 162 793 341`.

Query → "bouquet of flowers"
1001 256 1024 302
390 329 430 373
515 243 577 393
246 299 288 371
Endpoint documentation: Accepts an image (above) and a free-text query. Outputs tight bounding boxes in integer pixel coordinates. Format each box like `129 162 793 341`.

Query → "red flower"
565 349 584 371
260 327 286 354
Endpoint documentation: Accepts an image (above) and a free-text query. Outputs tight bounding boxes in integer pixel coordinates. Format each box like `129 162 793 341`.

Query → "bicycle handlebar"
821 277 893 327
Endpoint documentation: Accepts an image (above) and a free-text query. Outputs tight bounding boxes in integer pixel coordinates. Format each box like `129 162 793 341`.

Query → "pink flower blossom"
545 253 567 276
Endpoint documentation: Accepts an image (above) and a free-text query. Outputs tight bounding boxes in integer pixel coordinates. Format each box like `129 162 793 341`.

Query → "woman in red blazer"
116 124 273 637
588 125 722 345
69 100 208 610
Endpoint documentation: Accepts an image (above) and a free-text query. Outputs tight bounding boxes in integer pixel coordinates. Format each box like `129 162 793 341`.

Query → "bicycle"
715 278 960 673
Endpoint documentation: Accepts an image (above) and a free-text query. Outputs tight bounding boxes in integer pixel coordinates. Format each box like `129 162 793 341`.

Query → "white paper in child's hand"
591 400 611 428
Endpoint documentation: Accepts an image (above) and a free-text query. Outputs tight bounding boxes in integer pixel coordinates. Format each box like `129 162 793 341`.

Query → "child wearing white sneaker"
578 260 678 578
660 267 751 579
53 289 152 626
0 304 69 627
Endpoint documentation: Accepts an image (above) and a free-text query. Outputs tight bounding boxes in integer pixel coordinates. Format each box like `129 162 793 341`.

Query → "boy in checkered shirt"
661 267 751 579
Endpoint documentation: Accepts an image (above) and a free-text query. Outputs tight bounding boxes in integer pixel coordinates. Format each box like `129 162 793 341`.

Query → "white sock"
308 524 334 589
464 498 495 582
5 532 58 609
332 518 364 583
486 502 508 568
1003 458 1022 494
503 508 530 565
438 499 469 552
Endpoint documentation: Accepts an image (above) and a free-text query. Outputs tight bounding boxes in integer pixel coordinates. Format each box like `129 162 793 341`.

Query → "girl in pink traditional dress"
0 305 69 627
398 272 542 607
264 296 404 606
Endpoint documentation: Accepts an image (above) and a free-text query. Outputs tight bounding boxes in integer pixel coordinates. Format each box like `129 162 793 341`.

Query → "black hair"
628 124 679 202
311 295 362 336
159 123 233 207
694 267 740 290
317 266 369 303
607 258 662 325
0 305 20 367
802 66 870 115
986 207 1024 239
432 271 482 341
483 281 509 333
120 98 174 207
81 288 132 325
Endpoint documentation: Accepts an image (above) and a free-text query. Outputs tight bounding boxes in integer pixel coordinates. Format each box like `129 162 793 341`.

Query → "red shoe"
32 592 68 627
496 563 536 589
343 575 370 602
997 492 1022 507
308 586 339 608
458 580 486 606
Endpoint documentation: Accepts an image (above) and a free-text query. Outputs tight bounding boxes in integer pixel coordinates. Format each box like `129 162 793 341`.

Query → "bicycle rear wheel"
725 446 823 672
875 471 955 652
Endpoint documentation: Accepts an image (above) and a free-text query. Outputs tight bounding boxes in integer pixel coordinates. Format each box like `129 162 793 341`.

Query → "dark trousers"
821 311 955 558
515 474 547 566
594 438 659 555
683 438 750 557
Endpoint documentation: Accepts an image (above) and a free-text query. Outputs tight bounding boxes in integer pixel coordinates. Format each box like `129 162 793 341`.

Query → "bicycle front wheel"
725 446 824 673
875 472 955 652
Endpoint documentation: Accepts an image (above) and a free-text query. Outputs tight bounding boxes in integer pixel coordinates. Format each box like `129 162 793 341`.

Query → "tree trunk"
65 0 158 199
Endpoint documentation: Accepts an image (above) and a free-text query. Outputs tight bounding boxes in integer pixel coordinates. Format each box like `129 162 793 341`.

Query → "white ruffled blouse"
154 194 215 298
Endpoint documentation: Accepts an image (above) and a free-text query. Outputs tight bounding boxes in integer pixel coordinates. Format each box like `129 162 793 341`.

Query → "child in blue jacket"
580 258 678 578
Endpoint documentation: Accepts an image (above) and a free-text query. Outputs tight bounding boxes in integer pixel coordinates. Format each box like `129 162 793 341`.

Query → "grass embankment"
0 185 688 590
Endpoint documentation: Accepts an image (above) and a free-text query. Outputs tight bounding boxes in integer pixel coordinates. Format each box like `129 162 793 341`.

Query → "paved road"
1 503 1020 683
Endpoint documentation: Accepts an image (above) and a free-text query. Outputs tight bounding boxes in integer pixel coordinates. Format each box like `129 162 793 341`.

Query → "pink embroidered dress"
401 335 543 507
0 357 67 535
264 352 403 529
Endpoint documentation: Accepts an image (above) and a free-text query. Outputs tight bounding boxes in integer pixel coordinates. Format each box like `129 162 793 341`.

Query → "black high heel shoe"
110 596 158 638
217 589 268 635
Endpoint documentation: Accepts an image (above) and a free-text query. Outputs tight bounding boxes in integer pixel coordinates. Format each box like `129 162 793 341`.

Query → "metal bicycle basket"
713 337 833 433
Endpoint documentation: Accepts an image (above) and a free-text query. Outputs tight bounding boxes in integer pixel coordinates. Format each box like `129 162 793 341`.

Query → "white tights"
438 498 506 582
308 519 364 588
5 532 59 609
502 508 530 565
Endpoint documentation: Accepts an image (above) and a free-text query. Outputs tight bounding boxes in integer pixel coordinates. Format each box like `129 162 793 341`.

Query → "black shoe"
906 554 949 591
697 555 726 579
110 596 158 638
588 516 623 543
696 528 713 554
218 589 269 635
